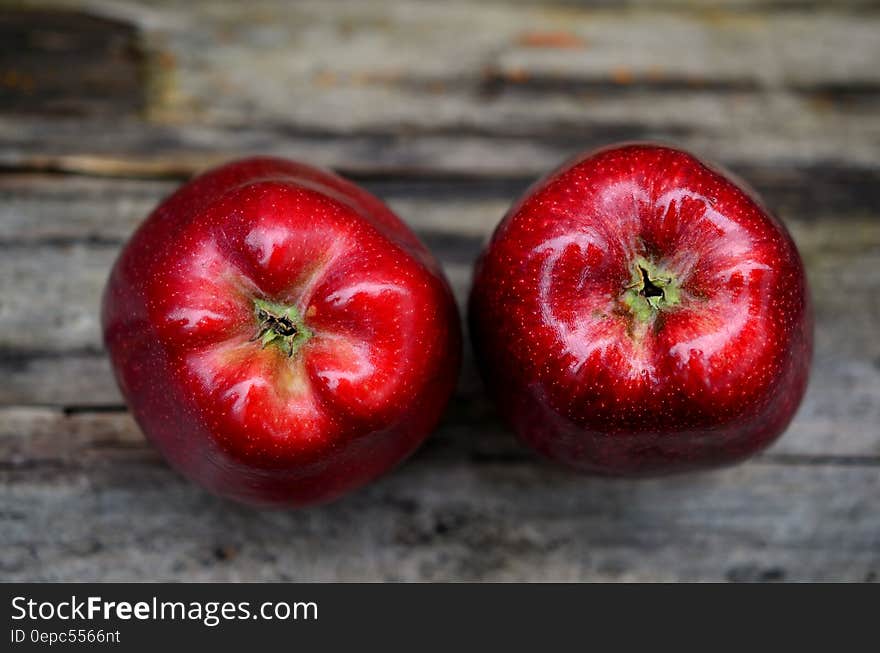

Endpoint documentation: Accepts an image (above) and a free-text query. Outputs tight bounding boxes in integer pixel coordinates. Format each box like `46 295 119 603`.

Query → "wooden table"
1 0 878 582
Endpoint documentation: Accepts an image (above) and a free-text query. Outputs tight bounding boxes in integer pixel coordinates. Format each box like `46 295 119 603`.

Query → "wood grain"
1 406 877 581
2 1 880 176
1 205 879 459
0 9 144 117
0 0 878 582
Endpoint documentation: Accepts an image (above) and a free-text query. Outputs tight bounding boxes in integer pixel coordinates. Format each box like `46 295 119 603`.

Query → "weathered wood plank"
16 2 880 95
0 9 144 117
2 167 878 246
0 353 119 406
17 0 880 12
1 216 876 351
0 2 879 177
2 321 878 460
1 173 879 455
101 1 880 97
2 218 879 458
0 244 116 353
0 406 877 581
1 105 878 179
0 216 877 350
0 175 515 243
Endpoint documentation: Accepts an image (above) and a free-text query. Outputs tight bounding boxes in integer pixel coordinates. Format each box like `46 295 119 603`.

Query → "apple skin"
469 143 812 476
103 157 461 507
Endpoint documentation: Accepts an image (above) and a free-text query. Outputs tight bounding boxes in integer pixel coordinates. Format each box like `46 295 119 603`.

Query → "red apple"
469 143 812 475
103 157 460 506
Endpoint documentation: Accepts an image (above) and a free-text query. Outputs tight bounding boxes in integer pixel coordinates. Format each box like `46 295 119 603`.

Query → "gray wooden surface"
1 0 878 582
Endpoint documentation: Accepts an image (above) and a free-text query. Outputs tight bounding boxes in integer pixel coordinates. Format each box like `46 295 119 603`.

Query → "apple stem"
251 298 313 358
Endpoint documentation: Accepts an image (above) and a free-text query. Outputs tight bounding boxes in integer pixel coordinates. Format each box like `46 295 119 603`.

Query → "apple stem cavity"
251 298 313 358
620 256 682 325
